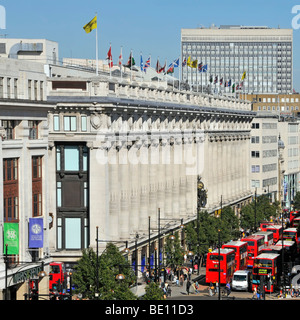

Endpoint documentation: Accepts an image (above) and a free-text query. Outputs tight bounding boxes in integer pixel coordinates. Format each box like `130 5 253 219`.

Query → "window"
251 136 259 143
64 146 79 171
53 115 60 131
251 165 260 173
81 116 87 131
64 116 77 131
2 120 16 140
56 144 89 251
3 158 19 222
251 123 259 129
28 120 39 140
251 151 260 158
32 156 42 216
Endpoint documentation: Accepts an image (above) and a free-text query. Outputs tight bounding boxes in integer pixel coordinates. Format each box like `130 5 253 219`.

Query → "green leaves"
72 243 136 300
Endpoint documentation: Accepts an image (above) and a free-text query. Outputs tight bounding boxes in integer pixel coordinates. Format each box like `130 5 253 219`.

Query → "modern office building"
181 25 293 94
245 93 300 116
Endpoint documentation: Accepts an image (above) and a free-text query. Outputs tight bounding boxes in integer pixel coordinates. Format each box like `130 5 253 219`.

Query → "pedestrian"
186 279 191 295
209 281 214 296
225 281 231 296
180 274 184 286
215 281 219 295
252 286 257 300
195 281 199 294
257 287 261 300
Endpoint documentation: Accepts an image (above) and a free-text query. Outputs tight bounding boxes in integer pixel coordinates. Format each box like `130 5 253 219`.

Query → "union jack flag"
143 57 150 72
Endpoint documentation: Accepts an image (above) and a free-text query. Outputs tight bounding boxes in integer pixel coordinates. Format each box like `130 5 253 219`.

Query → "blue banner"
29 218 44 248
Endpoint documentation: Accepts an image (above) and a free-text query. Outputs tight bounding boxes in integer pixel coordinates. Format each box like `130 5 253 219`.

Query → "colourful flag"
182 57 187 67
144 57 150 72
187 56 192 67
106 45 113 68
200 64 207 72
241 71 246 81
167 65 174 74
209 75 213 83
220 77 223 86
228 79 232 87
140 54 144 72
191 59 198 68
156 59 166 73
198 62 203 72
124 52 135 68
173 58 179 67
214 76 218 84
232 83 235 93
83 16 97 33
118 49 123 67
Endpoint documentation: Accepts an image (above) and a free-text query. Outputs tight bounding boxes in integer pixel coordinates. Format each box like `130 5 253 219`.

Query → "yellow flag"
241 71 246 81
191 59 198 68
187 56 191 67
83 16 97 33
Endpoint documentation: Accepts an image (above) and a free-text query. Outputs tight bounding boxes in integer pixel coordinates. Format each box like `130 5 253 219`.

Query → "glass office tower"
181 26 293 94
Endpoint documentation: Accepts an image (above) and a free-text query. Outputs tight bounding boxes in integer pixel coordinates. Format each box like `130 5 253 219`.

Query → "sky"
1 0 300 90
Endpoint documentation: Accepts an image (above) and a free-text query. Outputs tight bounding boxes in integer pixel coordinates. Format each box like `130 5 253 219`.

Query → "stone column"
119 141 130 240
108 142 120 240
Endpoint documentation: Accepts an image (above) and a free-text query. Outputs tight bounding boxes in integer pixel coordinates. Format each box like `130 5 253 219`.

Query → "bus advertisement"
205 248 236 285
252 253 281 293
254 231 274 247
241 235 265 268
222 241 248 271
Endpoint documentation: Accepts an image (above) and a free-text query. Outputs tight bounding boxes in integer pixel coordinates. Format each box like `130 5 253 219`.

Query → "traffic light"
30 279 39 300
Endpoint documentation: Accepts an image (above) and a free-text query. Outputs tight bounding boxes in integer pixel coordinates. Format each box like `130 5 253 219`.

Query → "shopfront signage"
12 266 43 285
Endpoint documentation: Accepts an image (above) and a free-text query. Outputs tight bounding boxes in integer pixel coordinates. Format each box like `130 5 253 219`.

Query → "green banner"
3 223 19 255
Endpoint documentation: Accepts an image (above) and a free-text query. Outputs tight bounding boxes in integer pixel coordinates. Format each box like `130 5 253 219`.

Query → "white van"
232 270 252 291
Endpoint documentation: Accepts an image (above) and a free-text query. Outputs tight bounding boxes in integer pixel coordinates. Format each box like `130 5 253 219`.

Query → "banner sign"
3 223 19 254
29 218 44 248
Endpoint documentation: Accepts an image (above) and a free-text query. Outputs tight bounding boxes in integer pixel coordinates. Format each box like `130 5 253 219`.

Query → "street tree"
72 243 137 300
142 282 165 300
164 232 184 268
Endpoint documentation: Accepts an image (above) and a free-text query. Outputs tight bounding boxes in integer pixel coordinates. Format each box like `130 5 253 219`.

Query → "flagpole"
95 13 98 75
120 46 123 81
109 42 112 78
130 49 133 82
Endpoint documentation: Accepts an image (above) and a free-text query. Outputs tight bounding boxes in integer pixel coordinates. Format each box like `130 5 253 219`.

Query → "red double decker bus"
222 241 248 271
289 211 300 226
252 253 281 293
292 217 300 228
254 231 274 247
283 227 300 245
241 235 265 268
265 225 283 243
275 240 297 261
205 248 235 284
